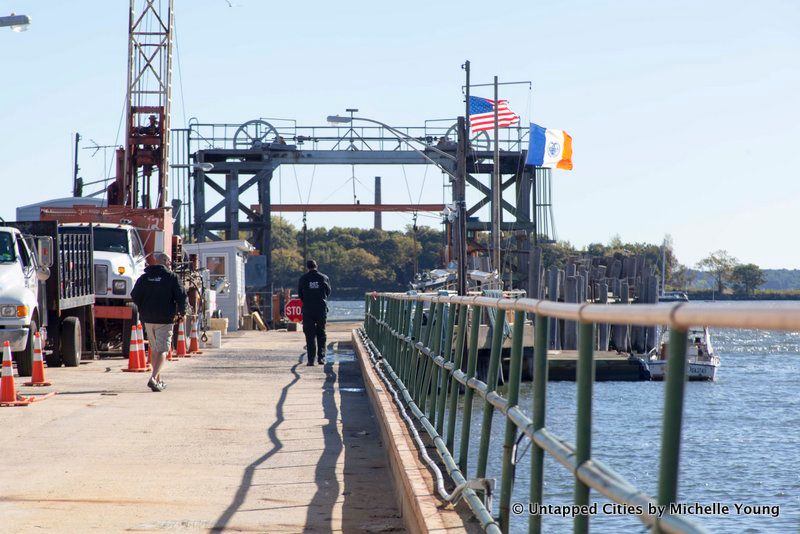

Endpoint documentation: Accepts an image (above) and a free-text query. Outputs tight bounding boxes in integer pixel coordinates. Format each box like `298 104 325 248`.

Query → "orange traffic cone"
1 341 30 407
23 332 51 387
188 317 202 354
175 319 188 358
136 323 149 370
122 324 148 372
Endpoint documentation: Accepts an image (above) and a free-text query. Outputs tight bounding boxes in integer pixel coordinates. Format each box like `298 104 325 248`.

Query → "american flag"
469 96 520 133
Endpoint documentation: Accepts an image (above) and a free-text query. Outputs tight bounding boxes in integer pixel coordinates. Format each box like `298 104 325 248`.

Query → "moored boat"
648 326 720 381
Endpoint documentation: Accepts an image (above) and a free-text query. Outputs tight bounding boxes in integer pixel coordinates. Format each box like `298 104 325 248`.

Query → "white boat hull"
648 360 718 381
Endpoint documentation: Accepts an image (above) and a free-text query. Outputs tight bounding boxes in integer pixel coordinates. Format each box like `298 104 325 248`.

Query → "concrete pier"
0 326 406 532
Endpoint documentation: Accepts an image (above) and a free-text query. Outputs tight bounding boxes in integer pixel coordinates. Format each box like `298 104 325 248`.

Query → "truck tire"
61 317 82 367
121 303 139 359
13 319 37 377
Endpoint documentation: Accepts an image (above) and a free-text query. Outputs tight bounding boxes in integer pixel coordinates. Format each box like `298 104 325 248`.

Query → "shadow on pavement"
210 355 303 532
302 358 342 532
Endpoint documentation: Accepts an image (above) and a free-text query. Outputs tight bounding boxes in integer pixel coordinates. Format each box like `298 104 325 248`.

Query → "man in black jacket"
298 260 331 366
131 252 187 391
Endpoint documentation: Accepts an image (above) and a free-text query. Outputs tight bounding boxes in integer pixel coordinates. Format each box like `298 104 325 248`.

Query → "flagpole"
464 60 471 135
492 75 501 284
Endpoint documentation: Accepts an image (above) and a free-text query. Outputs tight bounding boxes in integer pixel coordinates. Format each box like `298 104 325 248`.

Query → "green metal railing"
360 292 800 533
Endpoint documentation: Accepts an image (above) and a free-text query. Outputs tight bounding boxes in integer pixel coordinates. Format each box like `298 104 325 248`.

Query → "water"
351 297 800 532
458 328 800 533
327 299 366 322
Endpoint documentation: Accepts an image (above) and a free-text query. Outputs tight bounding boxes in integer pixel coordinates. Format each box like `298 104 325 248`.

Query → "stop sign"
285 298 303 323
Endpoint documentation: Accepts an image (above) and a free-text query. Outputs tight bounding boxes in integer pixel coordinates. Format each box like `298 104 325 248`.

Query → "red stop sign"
285 298 303 323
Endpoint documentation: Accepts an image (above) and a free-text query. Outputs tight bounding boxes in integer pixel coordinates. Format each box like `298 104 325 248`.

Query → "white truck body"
0 227 44 351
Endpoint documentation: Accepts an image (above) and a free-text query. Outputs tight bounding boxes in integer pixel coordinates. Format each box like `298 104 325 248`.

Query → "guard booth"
183 240 254 332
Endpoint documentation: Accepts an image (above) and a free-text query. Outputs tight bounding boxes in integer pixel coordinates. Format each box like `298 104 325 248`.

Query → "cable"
357 328 492 506
173 13 187 128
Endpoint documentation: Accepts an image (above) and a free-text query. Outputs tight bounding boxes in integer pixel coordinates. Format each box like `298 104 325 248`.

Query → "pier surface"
0 325 405 532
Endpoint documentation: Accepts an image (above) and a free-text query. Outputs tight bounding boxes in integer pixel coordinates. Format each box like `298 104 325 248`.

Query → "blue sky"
1 0 798 268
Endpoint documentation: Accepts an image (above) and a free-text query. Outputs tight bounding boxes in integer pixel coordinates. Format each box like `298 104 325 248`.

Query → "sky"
1 0 798 268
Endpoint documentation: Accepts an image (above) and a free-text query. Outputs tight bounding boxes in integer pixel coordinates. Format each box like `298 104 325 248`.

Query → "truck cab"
0 227 44 366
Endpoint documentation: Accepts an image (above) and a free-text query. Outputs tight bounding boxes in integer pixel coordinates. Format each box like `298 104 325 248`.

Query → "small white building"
183 240 254 332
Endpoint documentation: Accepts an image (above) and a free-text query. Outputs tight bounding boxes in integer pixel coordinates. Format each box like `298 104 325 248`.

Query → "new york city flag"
526 123 573 170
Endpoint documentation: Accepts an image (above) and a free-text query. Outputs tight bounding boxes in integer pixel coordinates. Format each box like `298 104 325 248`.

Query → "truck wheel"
61 317 82 367
13 319 37 377
121 303 139 359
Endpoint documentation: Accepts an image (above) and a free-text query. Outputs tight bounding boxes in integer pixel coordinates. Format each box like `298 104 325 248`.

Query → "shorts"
145 323 174 355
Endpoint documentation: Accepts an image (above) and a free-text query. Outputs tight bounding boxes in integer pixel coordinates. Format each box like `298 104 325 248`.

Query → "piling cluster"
528 248 661 354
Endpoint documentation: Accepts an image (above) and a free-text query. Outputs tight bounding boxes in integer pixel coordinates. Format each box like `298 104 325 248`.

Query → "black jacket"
131 264 187 324
298 269 331 316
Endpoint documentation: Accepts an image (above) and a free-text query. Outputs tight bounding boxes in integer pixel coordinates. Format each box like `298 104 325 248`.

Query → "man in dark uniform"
298 260 331 366
131 252 187 391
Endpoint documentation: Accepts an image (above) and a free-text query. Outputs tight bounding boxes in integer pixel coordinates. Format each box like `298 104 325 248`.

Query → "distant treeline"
266 218 800 297
270 217 444 297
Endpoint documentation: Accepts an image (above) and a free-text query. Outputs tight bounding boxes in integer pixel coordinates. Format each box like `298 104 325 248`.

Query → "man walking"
131 252 187 391
298 260 331 366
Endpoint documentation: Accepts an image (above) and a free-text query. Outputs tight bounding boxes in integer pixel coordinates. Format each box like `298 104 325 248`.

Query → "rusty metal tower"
112 0 174 209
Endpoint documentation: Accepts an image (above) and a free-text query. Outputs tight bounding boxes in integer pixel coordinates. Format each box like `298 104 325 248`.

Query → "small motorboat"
648 326 720 381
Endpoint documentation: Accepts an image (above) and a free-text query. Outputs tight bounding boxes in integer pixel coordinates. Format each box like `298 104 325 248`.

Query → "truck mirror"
36 236 54 268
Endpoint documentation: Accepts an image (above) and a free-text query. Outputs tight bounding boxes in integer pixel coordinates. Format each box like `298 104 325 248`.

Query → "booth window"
206 255 229 296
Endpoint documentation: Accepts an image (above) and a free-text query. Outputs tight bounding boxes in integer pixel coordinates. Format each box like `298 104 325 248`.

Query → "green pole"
406 301 424 387
422 302 445 414
657 328 689 523
500 310 526 531
446 304 468 451
416 302 439 406
476 308 506 479
459 304 482 475
436 303 458 434
529 314 549 534
573 321 595 534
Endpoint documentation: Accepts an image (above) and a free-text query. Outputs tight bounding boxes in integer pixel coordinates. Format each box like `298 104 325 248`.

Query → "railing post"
459 304 482 475
398 300 410 380
446 304 468 452
529 313 549 534
389 299 400 364
574 321 595 534
435 302 458 434
421 301 445 414
500 310 525 532
415 302 437 404
657 327 689 532
476 307 506 479
406 301 424 387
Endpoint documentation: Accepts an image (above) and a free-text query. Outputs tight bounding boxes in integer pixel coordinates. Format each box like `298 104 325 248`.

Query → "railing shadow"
210 355 303 532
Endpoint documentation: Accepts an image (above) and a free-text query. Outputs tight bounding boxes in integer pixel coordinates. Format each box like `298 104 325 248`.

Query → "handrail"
358 292 799 533
377 293 800 331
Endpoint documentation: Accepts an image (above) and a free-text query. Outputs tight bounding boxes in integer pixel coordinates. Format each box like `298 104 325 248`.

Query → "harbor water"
344 299 800 533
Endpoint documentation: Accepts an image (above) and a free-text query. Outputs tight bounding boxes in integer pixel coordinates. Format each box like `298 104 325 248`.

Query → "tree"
270 216 299 250
696 250 738 294
730 263 766 296
271 247 304 289
670 263 694 290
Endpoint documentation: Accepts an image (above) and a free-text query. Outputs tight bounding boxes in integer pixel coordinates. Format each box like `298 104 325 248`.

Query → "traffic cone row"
122 322 149 373
24 332 51 387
